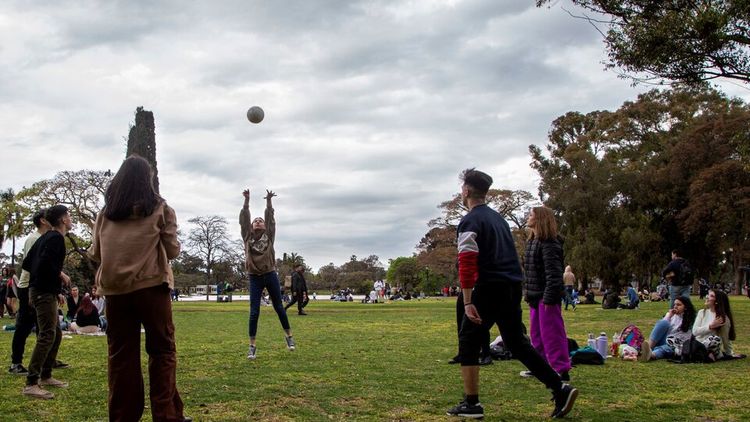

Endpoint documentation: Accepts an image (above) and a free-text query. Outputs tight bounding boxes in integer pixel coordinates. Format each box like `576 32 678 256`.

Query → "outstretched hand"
264 190 277 199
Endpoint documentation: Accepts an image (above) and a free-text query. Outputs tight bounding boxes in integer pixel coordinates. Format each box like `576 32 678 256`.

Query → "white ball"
247 106 264 124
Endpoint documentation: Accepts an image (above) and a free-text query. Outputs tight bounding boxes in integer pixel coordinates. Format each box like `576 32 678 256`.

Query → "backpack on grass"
619 325 644 352
570 346 604 365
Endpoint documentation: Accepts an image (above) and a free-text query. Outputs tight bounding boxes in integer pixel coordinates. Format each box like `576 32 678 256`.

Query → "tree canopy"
537 0 750 85
530 86 749 291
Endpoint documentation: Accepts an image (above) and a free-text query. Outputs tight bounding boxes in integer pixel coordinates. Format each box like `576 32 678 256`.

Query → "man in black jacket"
23 205 72 399
285 264 309 315
661 249 692 308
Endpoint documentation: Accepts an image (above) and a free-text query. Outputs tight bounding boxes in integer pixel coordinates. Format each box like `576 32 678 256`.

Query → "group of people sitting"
641 289 739 362
60 285 107 334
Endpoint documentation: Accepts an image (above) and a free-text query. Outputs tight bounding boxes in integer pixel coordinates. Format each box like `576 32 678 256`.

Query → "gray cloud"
2 0 689 270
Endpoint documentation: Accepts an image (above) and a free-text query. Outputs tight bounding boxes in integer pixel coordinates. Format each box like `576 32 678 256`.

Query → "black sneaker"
446 400 484 419
8 363 28 375
559 371 570 382
478 356 493 366
52 360 70 369
551 384 578 418
448 355 461 364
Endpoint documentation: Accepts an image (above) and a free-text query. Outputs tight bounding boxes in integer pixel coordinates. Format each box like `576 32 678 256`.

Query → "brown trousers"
106 284 184 422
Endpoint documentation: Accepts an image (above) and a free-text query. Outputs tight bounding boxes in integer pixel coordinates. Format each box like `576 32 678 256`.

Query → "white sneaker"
22 384 54 399
519 370 534 378
247 345 257 360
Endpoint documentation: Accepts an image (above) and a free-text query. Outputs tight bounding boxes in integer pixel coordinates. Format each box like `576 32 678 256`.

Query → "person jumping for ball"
240 188 294 360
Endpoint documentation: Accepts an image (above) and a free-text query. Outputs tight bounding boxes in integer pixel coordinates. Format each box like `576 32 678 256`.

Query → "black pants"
456 292 490 360
458 282 562 392
11 287 36 365
285 291 309 313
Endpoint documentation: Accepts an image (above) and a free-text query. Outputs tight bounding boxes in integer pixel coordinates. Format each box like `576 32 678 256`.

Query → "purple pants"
529 302 571 373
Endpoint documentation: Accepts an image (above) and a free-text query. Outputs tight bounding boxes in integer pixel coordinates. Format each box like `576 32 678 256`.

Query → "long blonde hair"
528 206 558 241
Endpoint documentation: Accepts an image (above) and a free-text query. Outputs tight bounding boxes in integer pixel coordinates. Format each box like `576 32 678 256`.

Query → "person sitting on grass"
69 296 101 334
617 285 640 309
602 288 621 309
693 289 737 360
640 296 696 361
65 285 82 321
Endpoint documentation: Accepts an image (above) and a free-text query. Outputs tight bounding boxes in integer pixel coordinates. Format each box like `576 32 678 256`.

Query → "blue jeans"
669 285 691 308
649 319 674 359
248 272 290 338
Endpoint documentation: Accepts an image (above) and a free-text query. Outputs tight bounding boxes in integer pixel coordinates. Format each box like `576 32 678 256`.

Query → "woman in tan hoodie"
89 155 189 422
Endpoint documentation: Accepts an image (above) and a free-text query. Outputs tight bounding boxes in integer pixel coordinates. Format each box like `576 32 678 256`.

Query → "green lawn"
1 296 749 421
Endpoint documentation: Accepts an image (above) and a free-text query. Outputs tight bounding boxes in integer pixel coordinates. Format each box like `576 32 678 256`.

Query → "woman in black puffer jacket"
522 206 572 381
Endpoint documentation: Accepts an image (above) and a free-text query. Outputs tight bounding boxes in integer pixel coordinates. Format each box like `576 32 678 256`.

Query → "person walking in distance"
9 209 50 376
89 155 190 422
285 264 309 315
563 266 576 311
446 168 578 419
240 188 294 360
22 205 73 399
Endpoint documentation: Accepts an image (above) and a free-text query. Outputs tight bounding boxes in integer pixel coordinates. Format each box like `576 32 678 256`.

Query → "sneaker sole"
446 412 484 419
23 391 54 400
40 381 68 388
554 387 578 418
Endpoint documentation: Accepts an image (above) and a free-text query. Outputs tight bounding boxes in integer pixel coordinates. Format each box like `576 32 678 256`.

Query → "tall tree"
0 189 26 264
537 0 750 85
386 256 421 291
16 169 112 234
187 215 231 298
127 107 160 193
318 262 340 292
531 87 750 291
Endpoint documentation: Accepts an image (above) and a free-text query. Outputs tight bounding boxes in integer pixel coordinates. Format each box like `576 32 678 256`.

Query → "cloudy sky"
2 1 747 271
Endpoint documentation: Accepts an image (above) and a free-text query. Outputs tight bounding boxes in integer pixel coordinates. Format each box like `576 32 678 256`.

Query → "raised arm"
240 189 251 242
264 189 276 239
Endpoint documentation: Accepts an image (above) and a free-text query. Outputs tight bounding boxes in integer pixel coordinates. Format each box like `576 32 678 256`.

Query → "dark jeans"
106 284 184 422
458 282 562 392
26 289 61 385
12 286 36 365
564 286 575 310
285 290 309 313
456 292 490 360
248 272 290 338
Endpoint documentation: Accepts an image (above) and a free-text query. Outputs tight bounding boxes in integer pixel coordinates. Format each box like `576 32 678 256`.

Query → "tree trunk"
733 245 744 295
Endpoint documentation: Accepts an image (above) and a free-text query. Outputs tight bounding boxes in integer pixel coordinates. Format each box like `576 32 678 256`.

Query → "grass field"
1 295 749 421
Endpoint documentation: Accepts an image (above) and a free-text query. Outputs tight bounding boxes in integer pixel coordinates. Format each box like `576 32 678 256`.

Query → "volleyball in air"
246 106 264 124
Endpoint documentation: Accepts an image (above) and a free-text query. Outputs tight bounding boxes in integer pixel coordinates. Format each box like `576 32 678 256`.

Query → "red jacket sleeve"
457 231 479 289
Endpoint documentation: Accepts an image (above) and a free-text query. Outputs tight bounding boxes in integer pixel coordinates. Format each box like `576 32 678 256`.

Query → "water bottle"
611 332 621 357
587 333 596 350
596 332 608 358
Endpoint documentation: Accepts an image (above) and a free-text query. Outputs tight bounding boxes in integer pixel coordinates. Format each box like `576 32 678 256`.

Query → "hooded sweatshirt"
239 204 276 275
